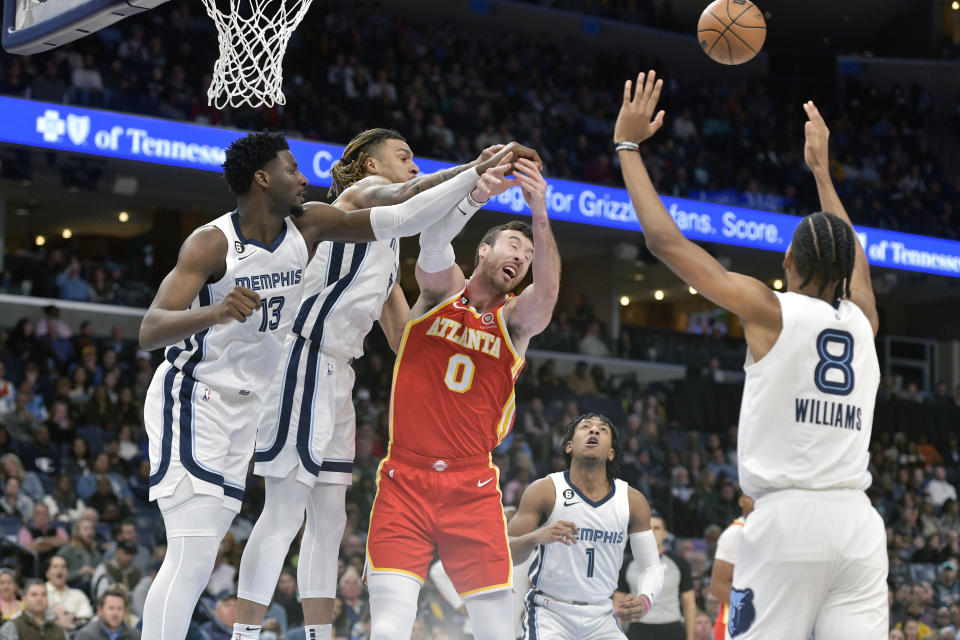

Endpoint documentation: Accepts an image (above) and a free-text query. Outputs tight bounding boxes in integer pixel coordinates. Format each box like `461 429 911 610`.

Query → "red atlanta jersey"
389 288 524 458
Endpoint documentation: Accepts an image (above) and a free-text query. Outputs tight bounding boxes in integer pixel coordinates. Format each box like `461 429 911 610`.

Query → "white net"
201 0 312 109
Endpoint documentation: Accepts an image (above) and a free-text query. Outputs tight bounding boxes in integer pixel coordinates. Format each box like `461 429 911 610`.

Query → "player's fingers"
634 73 645 104
233 286 261 303
642 70 656 103
651 78 663 108
622 79 632 105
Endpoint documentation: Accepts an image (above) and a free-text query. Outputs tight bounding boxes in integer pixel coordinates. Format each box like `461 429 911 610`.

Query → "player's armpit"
649 238 781 330
414 261 466 312
139 228 228 351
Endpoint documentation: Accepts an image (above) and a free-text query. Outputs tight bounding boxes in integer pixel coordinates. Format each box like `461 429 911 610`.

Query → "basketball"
697 0 767 65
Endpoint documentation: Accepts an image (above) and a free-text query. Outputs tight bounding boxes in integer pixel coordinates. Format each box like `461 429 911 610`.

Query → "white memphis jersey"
290 238 399 358
164 211 308 393
738 291 879 498
528 471 630 603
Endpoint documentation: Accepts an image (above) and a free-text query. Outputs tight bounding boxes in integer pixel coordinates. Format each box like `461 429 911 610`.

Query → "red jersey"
389 288 524 458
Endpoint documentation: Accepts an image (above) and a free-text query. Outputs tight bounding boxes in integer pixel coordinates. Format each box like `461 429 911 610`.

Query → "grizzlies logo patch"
728 587 756 637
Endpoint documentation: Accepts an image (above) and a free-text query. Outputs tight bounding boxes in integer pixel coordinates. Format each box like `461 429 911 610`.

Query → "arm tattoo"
355 165 472 207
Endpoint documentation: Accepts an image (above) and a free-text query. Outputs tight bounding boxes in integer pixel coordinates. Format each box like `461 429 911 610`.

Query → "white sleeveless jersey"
738 291 879 497
290 238 399 358
164 211 308 393
527 471 630 603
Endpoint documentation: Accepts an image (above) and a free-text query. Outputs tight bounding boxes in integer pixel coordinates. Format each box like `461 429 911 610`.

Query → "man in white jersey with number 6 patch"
508 413 664 639
138 131 524 640
613 70 886 639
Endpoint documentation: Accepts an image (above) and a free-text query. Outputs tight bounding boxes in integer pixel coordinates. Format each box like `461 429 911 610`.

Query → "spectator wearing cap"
18 504 68 567
72 586 139 640
45 555 93 630
0 578 66 639
102 522 150 574
200 595 237 640
938 561 960 608
90 541 140 602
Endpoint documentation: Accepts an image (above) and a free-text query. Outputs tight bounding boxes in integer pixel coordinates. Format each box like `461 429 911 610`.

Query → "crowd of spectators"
0 1 958 242
0 298 956 638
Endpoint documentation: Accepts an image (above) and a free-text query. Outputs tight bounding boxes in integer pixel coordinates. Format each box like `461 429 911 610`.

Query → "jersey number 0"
444 354 475 393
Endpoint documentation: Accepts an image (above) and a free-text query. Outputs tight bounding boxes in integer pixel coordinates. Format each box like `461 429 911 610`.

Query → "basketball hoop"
200 0 313 109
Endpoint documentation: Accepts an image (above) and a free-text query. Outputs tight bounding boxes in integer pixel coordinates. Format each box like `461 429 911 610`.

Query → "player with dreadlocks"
139 130 537 640
614 71 885 638
233 129 537 640
508 413 662 639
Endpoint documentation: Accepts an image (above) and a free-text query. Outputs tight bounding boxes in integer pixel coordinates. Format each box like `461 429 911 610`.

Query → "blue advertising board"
3 95 960 278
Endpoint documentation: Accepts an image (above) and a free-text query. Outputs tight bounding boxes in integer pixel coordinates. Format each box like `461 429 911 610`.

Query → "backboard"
2 0 169 55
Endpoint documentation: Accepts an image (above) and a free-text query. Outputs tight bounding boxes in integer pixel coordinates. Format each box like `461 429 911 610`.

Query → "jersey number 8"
814 329 854 396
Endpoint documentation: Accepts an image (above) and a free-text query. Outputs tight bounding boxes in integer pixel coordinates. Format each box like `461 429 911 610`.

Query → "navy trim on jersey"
529 545 546 587
254 336 307 463
148 364 179 488
223 484 244 501
292 242 345 335
296 341 323 475
564 470 616 508
231 210 287 252
164 285 212 368
319 460 354 474
307 243 369 344
524 590 539 640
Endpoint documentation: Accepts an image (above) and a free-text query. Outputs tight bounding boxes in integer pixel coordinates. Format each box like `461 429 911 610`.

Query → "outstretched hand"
472 162 515 203
513 158 547 213
614 70 666 145
803 100 830 174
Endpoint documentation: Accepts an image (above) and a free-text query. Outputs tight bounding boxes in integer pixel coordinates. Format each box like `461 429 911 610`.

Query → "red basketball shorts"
365 446 513 597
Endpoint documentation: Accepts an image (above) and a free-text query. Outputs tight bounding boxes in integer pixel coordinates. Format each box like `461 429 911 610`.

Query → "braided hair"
328 128 406 197
789 211 856 302
222 132 289 196
560 413 624 482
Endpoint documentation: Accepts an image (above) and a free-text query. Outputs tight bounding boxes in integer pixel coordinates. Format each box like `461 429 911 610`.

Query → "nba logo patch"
201 388 212 401
327 363 334 376
235 240 244 254
481 312 495 326
728 587 756 636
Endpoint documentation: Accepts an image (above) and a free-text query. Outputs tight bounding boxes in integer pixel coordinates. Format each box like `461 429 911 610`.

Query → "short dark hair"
475 221 533 268
22 577 44 593
222 132 290 196
790 211 856 301
99 584 129 609
560 413 623 481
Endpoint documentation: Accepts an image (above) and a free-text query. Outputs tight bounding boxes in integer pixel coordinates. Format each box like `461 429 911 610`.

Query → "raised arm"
414 163 516 306
339 144 511 208
507 477 577 564
295 143 539 246
803 101 878 336
503 159 560 352
139 228 260 351
614 71 780 334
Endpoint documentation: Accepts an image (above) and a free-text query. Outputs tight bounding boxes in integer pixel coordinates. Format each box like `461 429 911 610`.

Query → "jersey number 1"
585 547 595 578
814 329 854 396
444 354 475 393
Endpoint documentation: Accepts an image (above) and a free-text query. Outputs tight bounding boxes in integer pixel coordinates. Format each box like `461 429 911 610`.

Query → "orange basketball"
697 0 766 65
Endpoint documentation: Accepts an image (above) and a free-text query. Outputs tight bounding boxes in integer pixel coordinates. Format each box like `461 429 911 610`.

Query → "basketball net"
201 0 312 109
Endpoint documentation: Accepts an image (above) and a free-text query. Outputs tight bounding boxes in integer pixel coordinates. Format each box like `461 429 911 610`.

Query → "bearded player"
365 157 559 640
